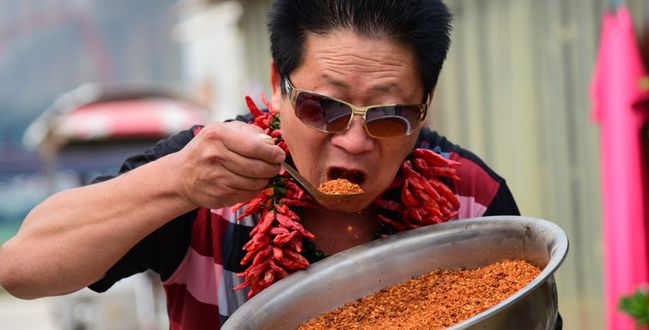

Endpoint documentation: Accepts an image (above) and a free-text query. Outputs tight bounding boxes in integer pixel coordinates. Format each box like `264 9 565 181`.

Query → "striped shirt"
89 125 519 329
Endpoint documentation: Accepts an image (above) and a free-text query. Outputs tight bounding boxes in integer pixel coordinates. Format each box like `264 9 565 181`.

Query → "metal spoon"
281 161 363 203
258 133 362 203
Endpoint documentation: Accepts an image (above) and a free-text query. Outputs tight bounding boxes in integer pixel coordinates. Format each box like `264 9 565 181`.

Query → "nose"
330 116 375 154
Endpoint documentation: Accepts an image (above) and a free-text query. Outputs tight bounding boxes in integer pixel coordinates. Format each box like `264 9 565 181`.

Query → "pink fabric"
457 195 488 219
591 6 649 329
164 248 222 305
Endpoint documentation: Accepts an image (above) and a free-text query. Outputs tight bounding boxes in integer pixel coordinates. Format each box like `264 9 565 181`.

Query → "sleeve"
88 127 201 292
417 128 520 218
482 180 520 216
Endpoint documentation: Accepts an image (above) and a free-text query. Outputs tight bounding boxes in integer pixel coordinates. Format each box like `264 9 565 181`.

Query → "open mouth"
327 167 366 185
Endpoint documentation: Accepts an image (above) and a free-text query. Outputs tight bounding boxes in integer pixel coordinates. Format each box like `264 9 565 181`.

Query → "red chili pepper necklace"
233 95 461 298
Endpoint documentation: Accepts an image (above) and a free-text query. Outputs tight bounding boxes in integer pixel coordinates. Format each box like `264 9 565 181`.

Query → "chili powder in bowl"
299 259 542 329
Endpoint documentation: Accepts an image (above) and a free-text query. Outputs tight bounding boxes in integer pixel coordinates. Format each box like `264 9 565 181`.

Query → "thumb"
257 133 275 145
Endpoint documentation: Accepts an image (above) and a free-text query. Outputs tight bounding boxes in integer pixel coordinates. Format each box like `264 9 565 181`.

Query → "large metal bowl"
223 216 569 329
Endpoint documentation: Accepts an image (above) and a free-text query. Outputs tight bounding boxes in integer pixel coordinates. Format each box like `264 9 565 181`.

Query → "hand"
173 121 285 209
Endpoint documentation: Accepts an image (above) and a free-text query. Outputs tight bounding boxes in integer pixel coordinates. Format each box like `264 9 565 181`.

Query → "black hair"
268 0 452 95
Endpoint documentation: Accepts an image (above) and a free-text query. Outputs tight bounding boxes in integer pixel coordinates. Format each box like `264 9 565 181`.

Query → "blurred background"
1 0 649 329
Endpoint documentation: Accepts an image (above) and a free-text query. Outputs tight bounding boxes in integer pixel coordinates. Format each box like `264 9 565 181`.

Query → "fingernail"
275 153 286 164
257 133 274 145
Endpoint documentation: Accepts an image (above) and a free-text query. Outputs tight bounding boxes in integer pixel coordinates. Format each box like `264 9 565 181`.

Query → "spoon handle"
281 162 323 200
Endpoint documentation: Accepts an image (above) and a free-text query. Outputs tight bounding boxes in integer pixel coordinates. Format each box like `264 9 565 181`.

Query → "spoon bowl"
281 162 363 204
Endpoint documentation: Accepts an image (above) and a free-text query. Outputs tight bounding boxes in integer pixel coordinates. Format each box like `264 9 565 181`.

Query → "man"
0 0 526 328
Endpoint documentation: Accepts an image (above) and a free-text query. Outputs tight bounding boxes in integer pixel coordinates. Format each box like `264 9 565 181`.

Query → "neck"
300 205 380 256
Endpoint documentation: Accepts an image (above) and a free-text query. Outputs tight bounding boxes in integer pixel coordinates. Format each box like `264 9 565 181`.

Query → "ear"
422 88 435 123
270 61 282 113
427 88 435 105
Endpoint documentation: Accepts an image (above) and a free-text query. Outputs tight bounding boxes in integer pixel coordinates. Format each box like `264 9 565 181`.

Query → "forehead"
295 29 422 97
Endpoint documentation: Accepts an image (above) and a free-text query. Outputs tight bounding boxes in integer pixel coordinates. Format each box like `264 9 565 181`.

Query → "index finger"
222 123 285 164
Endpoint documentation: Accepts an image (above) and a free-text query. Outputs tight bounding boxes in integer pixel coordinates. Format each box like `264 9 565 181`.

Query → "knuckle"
254 162 279 178
251 178 270 190
201 126 224 141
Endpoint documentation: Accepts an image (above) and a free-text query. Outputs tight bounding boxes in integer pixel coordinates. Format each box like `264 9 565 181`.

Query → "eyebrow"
322 75 350 89
322 75 402 95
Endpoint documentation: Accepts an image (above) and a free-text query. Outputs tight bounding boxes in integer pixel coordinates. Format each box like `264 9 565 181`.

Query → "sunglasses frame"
284 78 429 139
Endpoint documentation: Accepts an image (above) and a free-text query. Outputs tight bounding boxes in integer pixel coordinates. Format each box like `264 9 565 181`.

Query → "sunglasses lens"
292 86 423 138
295 92 351 132
366 105 422 138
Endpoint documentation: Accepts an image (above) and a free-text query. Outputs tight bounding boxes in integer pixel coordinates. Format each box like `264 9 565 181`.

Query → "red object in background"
57 98 206 141
591 5 649 330
24 81 209 149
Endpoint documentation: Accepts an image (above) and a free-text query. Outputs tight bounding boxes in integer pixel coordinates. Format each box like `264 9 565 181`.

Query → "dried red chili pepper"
270 227 289 235
273 230 299 246
245 95 264 118
250 245 273 266
260 92 273 110
401 182 418 207
272 246 284 260
271 129 282 138
276 213 315 240
377 214 407 231
261 270 275 288
269 259 289 279
412 148 461 167
255 210 276 236
374 199 403 212
236 196 268 220
280 198 312 207
429 179 460 209
286 237 304 254
278 250 309 270
275 203 300 219
375 148 460 233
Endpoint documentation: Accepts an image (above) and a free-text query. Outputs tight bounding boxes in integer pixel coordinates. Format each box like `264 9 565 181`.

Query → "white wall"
174 1 246 122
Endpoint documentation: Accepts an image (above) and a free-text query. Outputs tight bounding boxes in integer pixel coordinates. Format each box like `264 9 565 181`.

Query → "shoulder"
417 128 504 184
417 128 519 217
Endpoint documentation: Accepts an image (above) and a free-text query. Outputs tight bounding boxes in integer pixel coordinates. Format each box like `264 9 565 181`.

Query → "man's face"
271 29 426 212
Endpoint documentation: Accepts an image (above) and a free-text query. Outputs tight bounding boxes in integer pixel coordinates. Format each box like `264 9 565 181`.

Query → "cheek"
281 119 302 156
279 103 325 170
375 136 418 182
384 134 417 161
279 104 303 153
278 100 297 147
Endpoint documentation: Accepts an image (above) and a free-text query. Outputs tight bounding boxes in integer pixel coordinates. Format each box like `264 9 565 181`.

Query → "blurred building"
0 0 184 238
0 0 182 146
1 1 195 329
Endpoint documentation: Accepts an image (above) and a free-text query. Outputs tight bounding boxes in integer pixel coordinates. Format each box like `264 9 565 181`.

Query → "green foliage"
620 288 649 326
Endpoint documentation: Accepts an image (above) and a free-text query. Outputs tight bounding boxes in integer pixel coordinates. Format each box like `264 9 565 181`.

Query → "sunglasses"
284 78 428 139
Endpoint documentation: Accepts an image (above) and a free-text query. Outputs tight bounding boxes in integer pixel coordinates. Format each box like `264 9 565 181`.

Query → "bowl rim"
223 215 570 329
